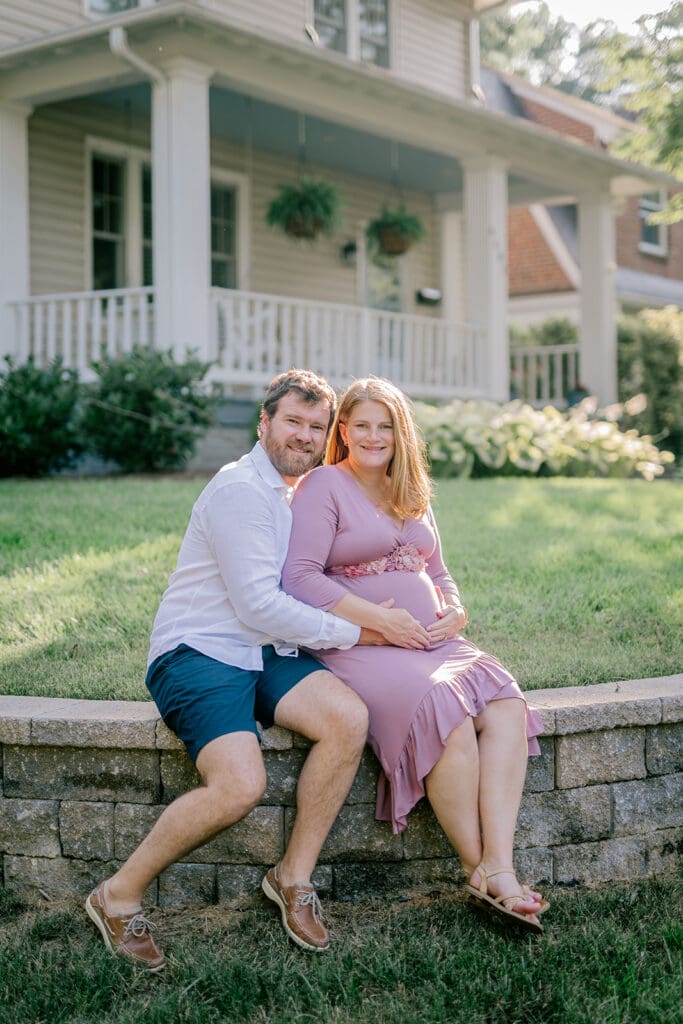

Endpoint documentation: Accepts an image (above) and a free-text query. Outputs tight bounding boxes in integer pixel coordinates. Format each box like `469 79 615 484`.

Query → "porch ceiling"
89 81 548 200
0 0 674 199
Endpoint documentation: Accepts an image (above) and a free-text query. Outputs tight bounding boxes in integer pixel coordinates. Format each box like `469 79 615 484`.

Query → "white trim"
638 189 668 257
529 204 580 289
210 167 251 292
84 0 156 18
85 135 150 290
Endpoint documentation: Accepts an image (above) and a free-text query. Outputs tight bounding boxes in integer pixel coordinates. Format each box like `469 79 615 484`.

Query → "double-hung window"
87 1 155 15
639 191 668 257
89 143 151 291
313 0 390 68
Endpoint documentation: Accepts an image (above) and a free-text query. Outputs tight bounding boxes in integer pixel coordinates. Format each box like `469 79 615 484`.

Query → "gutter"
108 25 164 86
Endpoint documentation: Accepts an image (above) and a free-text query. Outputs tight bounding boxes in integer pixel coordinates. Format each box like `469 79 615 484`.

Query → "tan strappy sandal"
464 865 547 935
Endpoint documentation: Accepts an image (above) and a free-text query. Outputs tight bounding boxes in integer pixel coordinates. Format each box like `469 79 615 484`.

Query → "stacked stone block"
0 676 681 908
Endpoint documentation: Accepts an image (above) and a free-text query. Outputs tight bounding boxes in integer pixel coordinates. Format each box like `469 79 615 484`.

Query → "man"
86 370 373 970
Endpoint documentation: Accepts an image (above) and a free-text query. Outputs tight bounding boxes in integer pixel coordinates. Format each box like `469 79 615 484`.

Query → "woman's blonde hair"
326 377 432 519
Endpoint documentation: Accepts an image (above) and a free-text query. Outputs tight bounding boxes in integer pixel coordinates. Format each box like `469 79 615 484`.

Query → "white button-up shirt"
147 441 360 670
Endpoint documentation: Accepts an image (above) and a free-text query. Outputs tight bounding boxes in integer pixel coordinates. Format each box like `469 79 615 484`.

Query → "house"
0 1 676 409
481 66 683 329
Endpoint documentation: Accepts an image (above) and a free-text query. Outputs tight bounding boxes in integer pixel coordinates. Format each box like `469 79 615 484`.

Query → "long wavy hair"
326 377 432 519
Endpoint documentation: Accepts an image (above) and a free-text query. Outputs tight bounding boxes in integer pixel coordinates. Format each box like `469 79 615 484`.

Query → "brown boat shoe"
261 864 330 951
85 882 165 972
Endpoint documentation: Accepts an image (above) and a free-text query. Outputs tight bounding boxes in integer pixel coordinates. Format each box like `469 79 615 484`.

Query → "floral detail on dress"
330 543 427 579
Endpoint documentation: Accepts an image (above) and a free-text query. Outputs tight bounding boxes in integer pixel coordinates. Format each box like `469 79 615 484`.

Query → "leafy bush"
0 356 83 477
414 397 675 481
83 347 217 472
617 307 683 459
509 317 578 349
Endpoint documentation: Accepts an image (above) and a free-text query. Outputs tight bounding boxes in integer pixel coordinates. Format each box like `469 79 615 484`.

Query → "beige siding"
212 135 438 315
202 0 308 43
397 0 468 99
28 100 151 294
29 99 440 313
0 1 85 49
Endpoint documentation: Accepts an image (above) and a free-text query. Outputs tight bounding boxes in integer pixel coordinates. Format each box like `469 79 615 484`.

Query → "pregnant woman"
282 377 548 933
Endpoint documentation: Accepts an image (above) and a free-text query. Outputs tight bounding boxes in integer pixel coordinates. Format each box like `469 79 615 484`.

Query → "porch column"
152 59 212 362
578 191 617 404
462 157 509 401
438 208 464 323
0 102 31 359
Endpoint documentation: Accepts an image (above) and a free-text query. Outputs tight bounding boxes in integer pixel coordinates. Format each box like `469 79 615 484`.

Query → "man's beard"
265 438 322 478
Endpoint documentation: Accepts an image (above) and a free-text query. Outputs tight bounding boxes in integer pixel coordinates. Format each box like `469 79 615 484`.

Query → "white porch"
0 4 665 406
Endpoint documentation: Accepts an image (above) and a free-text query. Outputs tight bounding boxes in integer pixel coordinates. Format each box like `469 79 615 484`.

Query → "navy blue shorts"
146 644 324 763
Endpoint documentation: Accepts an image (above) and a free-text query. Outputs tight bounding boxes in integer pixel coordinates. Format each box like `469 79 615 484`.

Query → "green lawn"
0 879 681 1024
0 476 681 699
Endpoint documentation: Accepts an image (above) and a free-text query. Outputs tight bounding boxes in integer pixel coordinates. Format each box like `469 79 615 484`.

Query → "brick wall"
616 193 683 281
1 676 681 908
508 208 574 296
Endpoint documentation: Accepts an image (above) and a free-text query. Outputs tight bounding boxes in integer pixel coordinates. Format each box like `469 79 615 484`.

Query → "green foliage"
598 4 683 222
480 1 576 88
366 204 425 254
0 357 82 478
266 177 342 239
83 346 217 472
617 307 683 458
509 317 578 349
415 397 674 481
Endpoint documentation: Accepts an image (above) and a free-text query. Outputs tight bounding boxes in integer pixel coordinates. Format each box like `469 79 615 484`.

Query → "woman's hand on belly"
426 602 468 643
376 603 431 649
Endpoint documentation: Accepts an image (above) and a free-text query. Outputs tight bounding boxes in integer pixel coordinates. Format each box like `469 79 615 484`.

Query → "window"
639 191 668 256
88 1 157 14
211 183 237 289
313 0 390 67
365 241 404 312
88 142 151 291
92 156 126 291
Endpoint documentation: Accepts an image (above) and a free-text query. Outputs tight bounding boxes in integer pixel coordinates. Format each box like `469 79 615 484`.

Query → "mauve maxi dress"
282 464 543 835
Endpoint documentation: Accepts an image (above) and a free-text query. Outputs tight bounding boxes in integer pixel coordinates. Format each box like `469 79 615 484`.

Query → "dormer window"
639 191 668 257
313 0 390 68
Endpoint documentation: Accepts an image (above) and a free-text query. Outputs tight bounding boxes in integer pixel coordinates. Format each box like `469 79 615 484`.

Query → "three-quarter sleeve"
425 505 460 601
283 469 350 611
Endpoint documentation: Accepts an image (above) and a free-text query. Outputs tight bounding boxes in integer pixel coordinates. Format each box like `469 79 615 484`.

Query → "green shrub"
617 307 683 459
0 356 83 477
414 397 675 481
83 347 217 472
509 317 578 349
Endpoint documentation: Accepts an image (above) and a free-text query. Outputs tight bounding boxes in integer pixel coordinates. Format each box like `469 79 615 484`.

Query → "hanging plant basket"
266 177 342 241
366 205 425 255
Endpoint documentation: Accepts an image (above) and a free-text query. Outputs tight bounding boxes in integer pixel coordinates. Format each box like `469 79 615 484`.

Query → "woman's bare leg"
425 717 482 873
472 698 541 915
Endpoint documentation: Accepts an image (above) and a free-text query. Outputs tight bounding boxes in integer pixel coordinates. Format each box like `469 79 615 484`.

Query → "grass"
0 476 681 699
0 878 681 1024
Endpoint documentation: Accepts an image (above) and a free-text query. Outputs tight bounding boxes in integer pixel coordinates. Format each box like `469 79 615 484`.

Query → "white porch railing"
209 289 483 399
9 287 155 380
510 344 580 408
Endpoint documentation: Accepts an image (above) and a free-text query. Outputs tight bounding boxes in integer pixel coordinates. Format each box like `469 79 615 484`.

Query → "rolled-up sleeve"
202 481 359 650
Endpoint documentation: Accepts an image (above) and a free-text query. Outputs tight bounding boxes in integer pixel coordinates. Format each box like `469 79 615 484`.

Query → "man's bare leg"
104 731 266 913
273 670 369 885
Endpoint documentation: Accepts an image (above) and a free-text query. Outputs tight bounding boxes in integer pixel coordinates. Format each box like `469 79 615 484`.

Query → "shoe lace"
123 913 157 939
295 888 324 923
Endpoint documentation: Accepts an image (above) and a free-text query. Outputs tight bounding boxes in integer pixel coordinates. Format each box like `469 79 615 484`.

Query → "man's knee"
320 675 369 745
198 740 267 821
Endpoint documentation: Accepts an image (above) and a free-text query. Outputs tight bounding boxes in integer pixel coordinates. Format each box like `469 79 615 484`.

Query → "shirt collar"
250 441 295 503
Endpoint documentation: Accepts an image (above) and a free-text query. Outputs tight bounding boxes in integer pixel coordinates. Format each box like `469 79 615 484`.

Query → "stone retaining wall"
1 676 681 908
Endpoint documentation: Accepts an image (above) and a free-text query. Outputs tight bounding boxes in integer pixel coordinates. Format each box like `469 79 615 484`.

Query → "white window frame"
210 168 251 292
638 190 668 257
308 0 395 68
85 137 149 290
84 0 155 18
86 139 251 292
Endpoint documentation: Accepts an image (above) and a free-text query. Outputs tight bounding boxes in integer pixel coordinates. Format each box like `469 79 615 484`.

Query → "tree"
597 4 683 222
480 2 574 87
